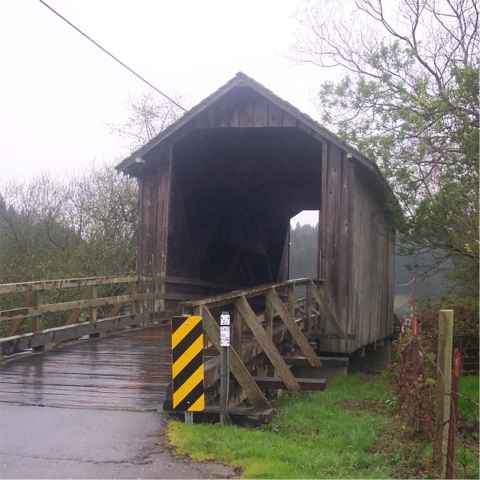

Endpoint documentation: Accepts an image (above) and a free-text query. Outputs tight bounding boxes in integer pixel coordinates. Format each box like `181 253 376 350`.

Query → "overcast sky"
0 0 350 224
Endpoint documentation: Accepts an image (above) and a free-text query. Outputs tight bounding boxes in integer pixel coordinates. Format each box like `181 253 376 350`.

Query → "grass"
169 374 397 478
168 373 479 478
459 375 479 423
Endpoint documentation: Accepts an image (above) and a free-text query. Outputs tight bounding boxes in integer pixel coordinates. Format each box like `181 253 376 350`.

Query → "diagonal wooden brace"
270 288 321 367
235 296 300 391
310 282 345 336
201 306 271 410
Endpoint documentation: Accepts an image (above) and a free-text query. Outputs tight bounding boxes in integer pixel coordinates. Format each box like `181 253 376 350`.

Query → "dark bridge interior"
167 127 322 288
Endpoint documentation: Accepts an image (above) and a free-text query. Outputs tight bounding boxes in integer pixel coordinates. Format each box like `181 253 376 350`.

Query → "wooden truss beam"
269 288 322 367
310 282 345 336
235 296 300 391
201 306 271 410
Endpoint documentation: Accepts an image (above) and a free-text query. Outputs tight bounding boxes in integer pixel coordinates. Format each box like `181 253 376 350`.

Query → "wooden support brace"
232 306 243 360
201 306 271 410
310 282 344 336
235 296 300 391
270 289 321 368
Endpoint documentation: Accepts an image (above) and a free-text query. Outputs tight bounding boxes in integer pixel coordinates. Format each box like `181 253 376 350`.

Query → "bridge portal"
117 72 395 354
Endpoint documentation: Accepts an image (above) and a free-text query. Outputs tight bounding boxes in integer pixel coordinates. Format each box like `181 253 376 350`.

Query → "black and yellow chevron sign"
171 315 205 412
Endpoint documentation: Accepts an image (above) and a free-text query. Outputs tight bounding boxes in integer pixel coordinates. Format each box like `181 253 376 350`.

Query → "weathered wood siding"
179 88 301 133
137 147 172 280
316 144 393 354
317 142 353 353
348 168 394 351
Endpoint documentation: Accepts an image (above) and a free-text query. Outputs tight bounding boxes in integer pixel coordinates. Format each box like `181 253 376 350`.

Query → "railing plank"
0 274 234 296
0 275 138 295
0 292 159 322
183 278 311 308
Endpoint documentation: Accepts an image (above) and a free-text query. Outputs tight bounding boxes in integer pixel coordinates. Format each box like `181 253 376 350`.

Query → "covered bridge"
117 72 395 354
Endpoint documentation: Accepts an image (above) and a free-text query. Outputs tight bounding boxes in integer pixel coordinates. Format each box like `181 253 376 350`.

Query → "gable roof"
116 72 391 193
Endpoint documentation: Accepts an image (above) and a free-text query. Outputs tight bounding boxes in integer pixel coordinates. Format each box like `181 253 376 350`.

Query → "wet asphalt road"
0 405 232 479
0 328 233 478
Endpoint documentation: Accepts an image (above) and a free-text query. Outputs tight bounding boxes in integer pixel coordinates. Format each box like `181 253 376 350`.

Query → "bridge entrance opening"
289 210 319 281
167 127 322 291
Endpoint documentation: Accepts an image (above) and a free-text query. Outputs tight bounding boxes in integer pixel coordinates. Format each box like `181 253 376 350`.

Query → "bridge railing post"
30 289 41 334
305 282 312 334
90 286 98 324
130 280 138 324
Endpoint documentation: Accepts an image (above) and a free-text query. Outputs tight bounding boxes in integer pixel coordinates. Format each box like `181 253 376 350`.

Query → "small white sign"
220 325 230 347
220 312 231 326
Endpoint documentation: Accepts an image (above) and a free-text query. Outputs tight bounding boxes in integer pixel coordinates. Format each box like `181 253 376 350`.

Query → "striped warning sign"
171 315 205 412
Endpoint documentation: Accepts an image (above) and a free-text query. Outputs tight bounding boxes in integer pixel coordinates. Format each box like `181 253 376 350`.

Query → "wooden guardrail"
0 274 229 359
180 278 342 411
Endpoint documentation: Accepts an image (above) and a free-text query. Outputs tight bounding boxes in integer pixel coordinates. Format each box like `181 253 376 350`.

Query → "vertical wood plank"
305 282 312 334
346 158 355 352
253 99 268 126
130 281 137 320
31 290 41 333
319 141 328 280
90 286 97 323
265 290 274 340
268 104 282 127
137 178 145 276
287 284 295 325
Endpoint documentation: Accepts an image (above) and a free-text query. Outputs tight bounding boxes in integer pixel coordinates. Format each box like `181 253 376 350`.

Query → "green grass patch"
169 374 395 478
168 373 479 478
459 375 479 422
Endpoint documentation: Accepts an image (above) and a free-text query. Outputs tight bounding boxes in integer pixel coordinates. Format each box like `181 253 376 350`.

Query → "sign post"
219 311 231 424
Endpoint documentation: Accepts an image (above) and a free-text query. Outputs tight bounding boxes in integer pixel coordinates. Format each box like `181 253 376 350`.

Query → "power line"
37 0 187 112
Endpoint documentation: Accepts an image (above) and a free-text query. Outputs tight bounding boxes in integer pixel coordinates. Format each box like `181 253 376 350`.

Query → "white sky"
0 1 330 178
0 0 353 225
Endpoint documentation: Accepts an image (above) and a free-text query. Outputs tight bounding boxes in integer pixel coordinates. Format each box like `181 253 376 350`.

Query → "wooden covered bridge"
0 73 395 415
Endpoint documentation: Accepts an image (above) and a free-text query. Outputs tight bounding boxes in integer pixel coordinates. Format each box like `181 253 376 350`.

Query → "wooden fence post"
435 309 454 478
90 286 97 323
446 348 461 479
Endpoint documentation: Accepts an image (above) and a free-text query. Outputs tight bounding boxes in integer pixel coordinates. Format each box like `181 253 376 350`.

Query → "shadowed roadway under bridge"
0 327 233 479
